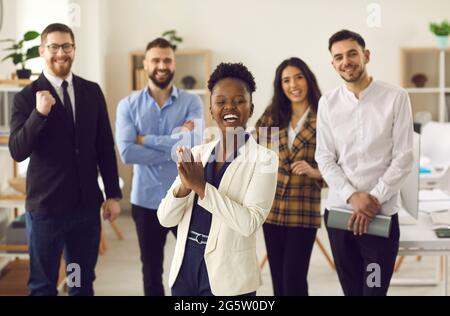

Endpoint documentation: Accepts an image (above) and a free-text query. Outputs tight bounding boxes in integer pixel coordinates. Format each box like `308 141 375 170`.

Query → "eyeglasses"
46 43 75 54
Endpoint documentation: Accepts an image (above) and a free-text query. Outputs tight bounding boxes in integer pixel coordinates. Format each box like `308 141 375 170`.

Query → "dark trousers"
324 209 400 296
131 204 176 296
25 210 101 296
171 241 213 296
263 222 317 296
171 241 256 296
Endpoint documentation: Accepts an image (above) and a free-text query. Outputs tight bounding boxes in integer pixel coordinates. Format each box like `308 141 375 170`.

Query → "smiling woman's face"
210 78 253 132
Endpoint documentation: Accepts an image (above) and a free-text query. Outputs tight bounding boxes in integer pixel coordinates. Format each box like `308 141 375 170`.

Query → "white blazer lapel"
199 140 219 166
204 137 259 255
216 135 258 194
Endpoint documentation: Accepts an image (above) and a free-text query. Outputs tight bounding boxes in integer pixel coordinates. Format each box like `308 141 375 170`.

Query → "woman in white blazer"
157 63 278 296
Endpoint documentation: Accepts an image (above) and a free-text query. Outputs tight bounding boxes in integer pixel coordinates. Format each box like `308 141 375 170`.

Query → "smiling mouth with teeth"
343 66 357 72
223 114 239 123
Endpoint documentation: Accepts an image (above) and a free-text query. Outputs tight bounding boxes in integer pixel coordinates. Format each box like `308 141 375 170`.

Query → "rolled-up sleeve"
115 98 172 165
142 94 204 153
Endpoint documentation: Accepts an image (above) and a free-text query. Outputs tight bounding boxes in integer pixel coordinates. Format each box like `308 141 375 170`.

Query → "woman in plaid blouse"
256 57 324 296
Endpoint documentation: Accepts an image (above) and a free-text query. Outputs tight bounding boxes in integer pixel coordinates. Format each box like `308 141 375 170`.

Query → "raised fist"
36 91 56 116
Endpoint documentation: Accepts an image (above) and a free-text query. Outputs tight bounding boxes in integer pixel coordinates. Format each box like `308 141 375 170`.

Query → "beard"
149 69 174 89
48 56 73 78
340 65 366 83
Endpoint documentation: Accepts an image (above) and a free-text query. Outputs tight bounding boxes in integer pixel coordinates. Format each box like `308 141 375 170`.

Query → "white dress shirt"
288 107 310 150
43 70 76 123
315 80 414 216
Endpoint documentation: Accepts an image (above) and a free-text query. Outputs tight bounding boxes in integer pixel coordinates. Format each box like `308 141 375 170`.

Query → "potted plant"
161 30 183 49
0 30 40 79
430 20 450 49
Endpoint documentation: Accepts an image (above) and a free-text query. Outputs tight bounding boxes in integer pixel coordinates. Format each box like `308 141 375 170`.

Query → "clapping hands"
175 146 206 199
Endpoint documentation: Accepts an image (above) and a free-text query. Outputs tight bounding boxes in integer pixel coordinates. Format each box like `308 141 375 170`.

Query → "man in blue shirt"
116 38 204 296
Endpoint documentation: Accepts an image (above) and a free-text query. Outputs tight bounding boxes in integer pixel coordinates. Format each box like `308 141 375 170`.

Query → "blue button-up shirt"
116 86 204 210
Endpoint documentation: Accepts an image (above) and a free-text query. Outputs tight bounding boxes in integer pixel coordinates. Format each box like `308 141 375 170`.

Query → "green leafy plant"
161 30 183 49
430 20 450 36
0 30 40 69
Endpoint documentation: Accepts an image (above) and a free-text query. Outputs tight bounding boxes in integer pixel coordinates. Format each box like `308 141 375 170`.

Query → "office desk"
397 214 450 296
420 166 448 190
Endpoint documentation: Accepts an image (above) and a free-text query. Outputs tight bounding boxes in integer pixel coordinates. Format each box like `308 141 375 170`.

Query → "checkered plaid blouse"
255 109 324 228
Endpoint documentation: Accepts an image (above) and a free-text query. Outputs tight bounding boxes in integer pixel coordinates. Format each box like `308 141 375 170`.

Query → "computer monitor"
400 132 420 219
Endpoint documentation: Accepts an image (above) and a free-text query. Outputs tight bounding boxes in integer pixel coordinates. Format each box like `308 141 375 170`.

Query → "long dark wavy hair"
267 57 322 129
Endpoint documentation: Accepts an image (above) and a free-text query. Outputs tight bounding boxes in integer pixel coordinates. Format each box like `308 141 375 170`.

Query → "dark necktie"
62 80 75 129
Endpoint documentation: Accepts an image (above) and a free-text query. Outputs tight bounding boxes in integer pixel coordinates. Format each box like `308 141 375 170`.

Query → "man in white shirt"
315 29 414 296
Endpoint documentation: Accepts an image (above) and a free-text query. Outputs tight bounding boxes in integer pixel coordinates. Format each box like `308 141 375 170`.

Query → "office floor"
92 212 447 296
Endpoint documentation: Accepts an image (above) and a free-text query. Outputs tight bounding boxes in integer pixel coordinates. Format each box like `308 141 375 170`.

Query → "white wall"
15 0 70 74
0 0 17 79
6 0 450 206
8 0 450 122
96 0 450 207
100 0 450 128
12 0 105 87
10 0 450 125
71 0 107 88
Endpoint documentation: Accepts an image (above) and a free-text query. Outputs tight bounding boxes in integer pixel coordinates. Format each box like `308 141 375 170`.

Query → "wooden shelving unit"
0 82 27 218
0 135 7 145
0 79 32 86
400 47 450 122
